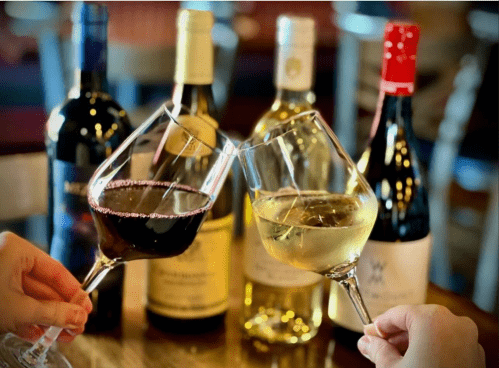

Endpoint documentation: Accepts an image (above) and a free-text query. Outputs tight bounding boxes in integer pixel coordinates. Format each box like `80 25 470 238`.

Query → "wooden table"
58 240 498 368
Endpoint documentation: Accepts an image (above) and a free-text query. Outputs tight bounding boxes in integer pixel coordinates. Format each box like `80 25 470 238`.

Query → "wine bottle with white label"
146 9 233 333
328 22 431 333
46 2 132 332
242 15 327 344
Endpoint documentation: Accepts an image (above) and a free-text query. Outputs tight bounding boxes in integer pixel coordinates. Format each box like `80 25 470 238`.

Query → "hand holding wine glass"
238 110 378 325
0 104 236 368
358 305 485 368
0 232 92 342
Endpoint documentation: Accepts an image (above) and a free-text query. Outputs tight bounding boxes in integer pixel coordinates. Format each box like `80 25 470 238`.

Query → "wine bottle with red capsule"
329 22 431 333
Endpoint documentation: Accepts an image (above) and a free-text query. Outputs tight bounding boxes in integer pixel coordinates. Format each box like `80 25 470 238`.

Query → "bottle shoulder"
360 135 427 187
359 135 430 240
360 151 430 241
53 92 128 122
47 92 132 164
48 92 132 140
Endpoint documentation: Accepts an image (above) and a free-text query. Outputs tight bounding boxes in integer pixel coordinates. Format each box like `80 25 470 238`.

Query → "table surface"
58 239 498 368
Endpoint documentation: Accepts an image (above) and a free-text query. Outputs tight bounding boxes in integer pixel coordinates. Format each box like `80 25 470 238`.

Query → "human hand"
357 304 485 368
0 232 92 342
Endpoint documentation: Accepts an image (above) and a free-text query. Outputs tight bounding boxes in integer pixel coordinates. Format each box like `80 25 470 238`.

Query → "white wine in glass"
253 191 377 275
242 14 325 345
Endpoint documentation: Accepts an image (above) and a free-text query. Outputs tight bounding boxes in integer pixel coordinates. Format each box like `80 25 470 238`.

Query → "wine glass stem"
19 253 118 367
333 268 372 326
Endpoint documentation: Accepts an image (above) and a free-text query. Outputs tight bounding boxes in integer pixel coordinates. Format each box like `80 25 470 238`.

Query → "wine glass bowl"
238 110 377 324
87 103 234 263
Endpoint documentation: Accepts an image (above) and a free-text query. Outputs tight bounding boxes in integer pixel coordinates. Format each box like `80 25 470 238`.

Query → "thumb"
358 335 403 367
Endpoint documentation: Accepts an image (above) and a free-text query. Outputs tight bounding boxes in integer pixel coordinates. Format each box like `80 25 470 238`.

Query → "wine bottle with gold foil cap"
146 8 233 333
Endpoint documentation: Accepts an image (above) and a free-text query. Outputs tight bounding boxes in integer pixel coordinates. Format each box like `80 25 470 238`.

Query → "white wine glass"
0 104 236 368
238 110 378 325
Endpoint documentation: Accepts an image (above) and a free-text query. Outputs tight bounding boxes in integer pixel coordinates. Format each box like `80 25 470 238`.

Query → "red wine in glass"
89 179 212 262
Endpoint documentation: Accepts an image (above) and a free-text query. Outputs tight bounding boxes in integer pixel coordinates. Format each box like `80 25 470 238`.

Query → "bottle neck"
273 88 313 107
74 71 108 93
174 29 213 86
274 40 314 92
173 24 217 120
273 39 315 110
369 93 415 143
172 83 218 121
72 22 108 93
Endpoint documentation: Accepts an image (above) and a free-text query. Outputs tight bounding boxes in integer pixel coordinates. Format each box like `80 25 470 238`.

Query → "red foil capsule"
380 22 420 96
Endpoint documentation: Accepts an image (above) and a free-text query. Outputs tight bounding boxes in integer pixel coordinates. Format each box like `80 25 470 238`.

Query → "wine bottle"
146 9 233 333
242 15 326 344
328 22 431 333
46 2 132 333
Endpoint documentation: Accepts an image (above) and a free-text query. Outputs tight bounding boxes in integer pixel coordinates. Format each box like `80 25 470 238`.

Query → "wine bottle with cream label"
242 15 327 344
146 9 233 333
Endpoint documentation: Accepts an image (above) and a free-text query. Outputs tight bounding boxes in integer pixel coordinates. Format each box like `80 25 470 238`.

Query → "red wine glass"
0 104 236 368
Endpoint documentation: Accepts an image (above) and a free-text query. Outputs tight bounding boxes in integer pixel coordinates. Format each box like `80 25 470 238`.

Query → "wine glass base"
0 334 72 368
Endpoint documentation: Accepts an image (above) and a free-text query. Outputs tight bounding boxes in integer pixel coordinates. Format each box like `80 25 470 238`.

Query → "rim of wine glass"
162 102 238 156
95 103 237 175
237 109 322 153
237 108 374 194
87 102 237 201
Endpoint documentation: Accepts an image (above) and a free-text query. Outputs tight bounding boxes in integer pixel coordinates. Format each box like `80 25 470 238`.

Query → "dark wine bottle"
329 22 431 332
46 2 132 333
146 9 233 333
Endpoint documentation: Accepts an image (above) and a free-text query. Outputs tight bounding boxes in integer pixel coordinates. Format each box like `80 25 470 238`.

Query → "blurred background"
0 1 497 315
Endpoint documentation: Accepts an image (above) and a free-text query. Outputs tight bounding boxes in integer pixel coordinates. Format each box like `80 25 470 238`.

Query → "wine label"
175 28 213 85
275 43 314 91
147 213 233 319
243 196 323 287
328 234 432 332
164 115 217 158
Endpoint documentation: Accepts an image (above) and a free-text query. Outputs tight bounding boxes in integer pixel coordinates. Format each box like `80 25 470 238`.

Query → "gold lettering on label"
64 181 88 197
